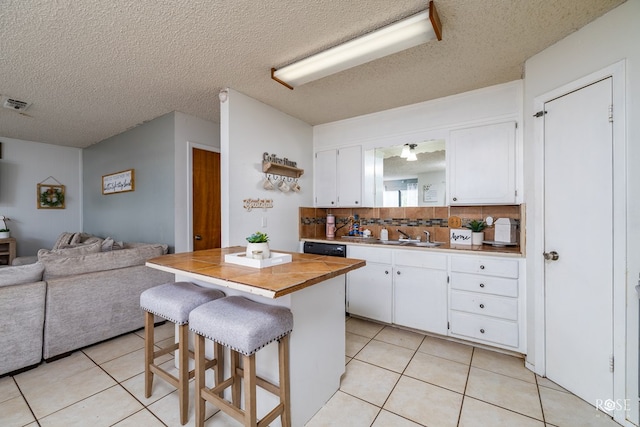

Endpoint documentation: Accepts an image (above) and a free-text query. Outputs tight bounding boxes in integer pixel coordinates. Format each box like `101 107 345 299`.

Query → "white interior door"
544 77 613 409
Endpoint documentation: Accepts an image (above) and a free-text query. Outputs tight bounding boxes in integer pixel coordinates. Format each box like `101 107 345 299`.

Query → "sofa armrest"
12 256 39 266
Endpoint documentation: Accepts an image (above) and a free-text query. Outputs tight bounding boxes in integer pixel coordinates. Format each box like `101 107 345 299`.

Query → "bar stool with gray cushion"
189 295 294 427
140 281 225 425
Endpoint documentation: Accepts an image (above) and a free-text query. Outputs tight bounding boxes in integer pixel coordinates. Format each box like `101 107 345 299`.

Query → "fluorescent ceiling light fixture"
272 1 442 89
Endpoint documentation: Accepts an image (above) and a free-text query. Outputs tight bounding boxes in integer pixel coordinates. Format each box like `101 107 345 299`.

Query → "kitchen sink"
375 240 443 247
377 240 404 245
406 241 444 247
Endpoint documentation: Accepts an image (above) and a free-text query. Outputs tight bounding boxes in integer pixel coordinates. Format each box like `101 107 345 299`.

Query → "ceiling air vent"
2 96 31 112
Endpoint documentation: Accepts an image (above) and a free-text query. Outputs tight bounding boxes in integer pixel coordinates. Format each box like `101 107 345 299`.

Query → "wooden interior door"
192 148 221 250
544 77 613 410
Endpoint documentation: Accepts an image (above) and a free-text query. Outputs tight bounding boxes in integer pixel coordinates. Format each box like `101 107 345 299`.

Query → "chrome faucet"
423 230 431 242
397 229 411 239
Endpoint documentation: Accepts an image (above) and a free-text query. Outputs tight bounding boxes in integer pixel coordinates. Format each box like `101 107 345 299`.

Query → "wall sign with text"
102 169 135 195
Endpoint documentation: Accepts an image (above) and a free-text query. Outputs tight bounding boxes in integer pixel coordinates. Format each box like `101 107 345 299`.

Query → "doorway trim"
532 60 627 421
187 141 220 252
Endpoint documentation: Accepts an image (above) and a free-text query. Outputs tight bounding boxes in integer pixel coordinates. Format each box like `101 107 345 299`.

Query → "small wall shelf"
262 161 304 179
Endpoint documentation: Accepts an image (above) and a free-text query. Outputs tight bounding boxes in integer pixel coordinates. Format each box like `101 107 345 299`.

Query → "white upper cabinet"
315 146 362 207
448 121 517 205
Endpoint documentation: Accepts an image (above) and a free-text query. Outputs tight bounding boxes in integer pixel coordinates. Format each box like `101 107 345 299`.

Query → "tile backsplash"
299 205 523 244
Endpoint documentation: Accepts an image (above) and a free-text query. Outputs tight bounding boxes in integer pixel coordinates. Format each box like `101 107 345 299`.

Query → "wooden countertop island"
146 246 365 298
146 246 365 427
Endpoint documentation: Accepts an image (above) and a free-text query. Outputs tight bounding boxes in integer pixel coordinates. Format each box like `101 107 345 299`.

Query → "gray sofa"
0 236 174 375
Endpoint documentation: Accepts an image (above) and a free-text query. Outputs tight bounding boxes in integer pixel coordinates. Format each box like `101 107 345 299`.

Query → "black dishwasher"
303 241 347 257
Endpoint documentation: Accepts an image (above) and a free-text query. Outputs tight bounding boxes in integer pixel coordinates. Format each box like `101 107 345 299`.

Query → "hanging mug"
291 179 301 193
263 174 274 190
277 178 290 192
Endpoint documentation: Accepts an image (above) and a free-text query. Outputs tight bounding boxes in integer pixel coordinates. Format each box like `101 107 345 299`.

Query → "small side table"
0 237 16 266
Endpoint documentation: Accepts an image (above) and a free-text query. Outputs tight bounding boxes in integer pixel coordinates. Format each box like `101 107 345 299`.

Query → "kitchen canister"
326 214 336 238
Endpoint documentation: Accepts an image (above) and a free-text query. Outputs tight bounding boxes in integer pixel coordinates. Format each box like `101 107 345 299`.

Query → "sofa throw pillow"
52 232 76 250
0 262 45 287
38 239 103 260
58 236 102 249
101 237 125 252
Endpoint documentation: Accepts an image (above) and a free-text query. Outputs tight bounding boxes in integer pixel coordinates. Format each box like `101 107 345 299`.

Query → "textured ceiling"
0 0 626 148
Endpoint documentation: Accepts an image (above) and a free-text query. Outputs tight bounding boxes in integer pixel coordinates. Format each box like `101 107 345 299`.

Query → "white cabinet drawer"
393 249 447 270
348 245 392 264
449 311 519 348
450 256 519 278
450 291 518 320
450 272 518 297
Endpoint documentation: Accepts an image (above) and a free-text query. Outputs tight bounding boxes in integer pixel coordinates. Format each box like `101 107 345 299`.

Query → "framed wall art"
102 169 135 195
38 183 66 209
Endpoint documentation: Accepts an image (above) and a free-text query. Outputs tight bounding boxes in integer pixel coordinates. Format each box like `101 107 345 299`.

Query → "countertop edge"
301 238 524 258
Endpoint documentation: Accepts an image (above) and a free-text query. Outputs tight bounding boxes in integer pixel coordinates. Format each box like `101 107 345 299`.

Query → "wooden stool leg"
231 350 241 406
178 324 189 425
279 336 291 427
194 334 206 427
215 342 225 398
243 354 257 427
144 311 154 398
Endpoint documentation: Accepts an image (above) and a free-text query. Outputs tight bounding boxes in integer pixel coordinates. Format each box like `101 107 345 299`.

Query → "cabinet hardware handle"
194 235 202 240
480 329 485 334
397 271 401 275
355 201 359 204
543 251 559 261
479 283 485 288
453 197 457 201
385 270 389 275
480 265 485 270
479 304 485 309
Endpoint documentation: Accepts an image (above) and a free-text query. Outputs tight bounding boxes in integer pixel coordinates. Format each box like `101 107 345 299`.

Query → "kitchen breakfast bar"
146 247 365 427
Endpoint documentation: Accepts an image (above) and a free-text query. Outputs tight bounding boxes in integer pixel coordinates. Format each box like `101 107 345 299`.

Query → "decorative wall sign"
243 198 273 212
102 169 135 195
38 183 66 209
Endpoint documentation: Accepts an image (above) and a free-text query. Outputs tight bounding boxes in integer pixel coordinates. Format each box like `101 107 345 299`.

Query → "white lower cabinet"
347 246 447 336
347 246 524 353
448 254 524 352
347 261 392 323
393 250 448 335
347 246 393 323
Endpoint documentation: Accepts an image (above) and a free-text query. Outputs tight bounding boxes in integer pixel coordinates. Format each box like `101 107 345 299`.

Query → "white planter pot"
0 231 10 239
246 242 270 259
471 232 484 245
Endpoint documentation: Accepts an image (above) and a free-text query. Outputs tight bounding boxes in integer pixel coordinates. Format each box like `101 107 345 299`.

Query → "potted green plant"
245 231 270 259
0 216 10 238
465 219 486 245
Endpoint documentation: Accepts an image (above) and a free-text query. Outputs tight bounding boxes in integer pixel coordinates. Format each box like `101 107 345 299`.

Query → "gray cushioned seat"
140 282 225 325
189 296 293 356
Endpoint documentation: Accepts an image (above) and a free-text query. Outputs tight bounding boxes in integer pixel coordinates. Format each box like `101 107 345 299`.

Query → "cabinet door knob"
194 235 202 240
479 283 485 288
384 270 389 275
543 251 559 261
479 304 485 309
453 197 457 201
396 271 401 275
355 201 359 204
480 328 485 334
480 265 485 270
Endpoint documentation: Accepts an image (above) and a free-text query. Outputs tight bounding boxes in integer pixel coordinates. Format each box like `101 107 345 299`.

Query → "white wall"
221 89 313 252
173 111 220 252
524 1 639 424
314 80 523 151
0 137 81 255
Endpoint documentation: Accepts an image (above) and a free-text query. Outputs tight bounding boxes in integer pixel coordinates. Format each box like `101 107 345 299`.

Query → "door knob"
543 251 559 261
194 235 202 240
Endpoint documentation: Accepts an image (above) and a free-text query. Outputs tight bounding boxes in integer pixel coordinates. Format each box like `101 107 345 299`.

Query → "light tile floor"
0 318 623 427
